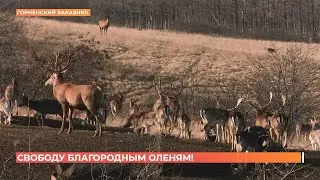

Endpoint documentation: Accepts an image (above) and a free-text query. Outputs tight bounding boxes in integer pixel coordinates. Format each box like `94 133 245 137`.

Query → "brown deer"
124 110 159 135
98 10 115 36
176 111 191 139
187 118 207 140
4 78 19 120
223 97 245 151
296 118 320 141
268 94 287 144
162 80 183 135
152 78 171 135
309 129 320 151
0 97 12 124
44 50 106 137
248 92 273 128
109 93 124 117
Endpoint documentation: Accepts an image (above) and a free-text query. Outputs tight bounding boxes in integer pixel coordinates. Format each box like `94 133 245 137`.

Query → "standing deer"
248 92 273 128
176 111 191 139
199 97 244 145
18 92 63 127
223 97 245 151
109 93 124 117
44 50 106 137
187 118 207 140
98 10 115 36
4 78 19 123
0 97 11 124
124 110 158 135
152 78 170 135
268 94 287 144
162 80 183 135
309 129 320 151
296 118 320 141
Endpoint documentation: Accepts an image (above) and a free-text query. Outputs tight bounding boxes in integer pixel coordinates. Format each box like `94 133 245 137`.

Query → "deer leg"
225 128 229 144
58 104 68 134
67 108 74 134
35 113 41 126
231 135 234 151
216 124 219 143
179 122 182 138
111 108 116 117
275 130 280 143
6 115 11 125
41 114 44 127
98 120 102 137
269 128 274 141
93 114 102 137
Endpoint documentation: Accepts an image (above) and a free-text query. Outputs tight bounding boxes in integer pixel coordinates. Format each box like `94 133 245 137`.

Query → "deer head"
311 117 318 129
248 92 273 116
163 80 183 108
153 77 183 119
153 77 167 107
44 50 76 86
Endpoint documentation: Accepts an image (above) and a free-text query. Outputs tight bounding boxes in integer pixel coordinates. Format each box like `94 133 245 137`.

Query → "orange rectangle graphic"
16 9 91 17
16 152 304 164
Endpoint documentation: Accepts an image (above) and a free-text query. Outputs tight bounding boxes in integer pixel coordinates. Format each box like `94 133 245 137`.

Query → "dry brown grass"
19 18 320 87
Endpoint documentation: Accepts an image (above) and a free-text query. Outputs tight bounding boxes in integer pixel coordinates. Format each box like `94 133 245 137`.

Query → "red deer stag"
248 92 273 128
98 10 115 36
44 50 105 137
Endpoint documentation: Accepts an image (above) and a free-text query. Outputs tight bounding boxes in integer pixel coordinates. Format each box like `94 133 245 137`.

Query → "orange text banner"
15 152 303 164
16 9 91 17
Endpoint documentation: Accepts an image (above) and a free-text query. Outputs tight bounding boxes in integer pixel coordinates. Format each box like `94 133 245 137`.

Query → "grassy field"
1 17 320 179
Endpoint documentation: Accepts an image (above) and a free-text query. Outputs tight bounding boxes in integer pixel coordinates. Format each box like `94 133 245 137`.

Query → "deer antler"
53 50 60 72
158 77 168 96
153 77 166 96
272 94 286 115
32 89 39 100
58 50 72 73
227 96 244 111
173 80 183 96
260 92 273 110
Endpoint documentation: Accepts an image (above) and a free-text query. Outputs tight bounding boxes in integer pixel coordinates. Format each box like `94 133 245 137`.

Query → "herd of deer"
0 16 319 152
1 50 320 152
0 15 319 179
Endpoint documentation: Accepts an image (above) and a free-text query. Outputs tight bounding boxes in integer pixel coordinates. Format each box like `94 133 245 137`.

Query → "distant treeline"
4 0 320 42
